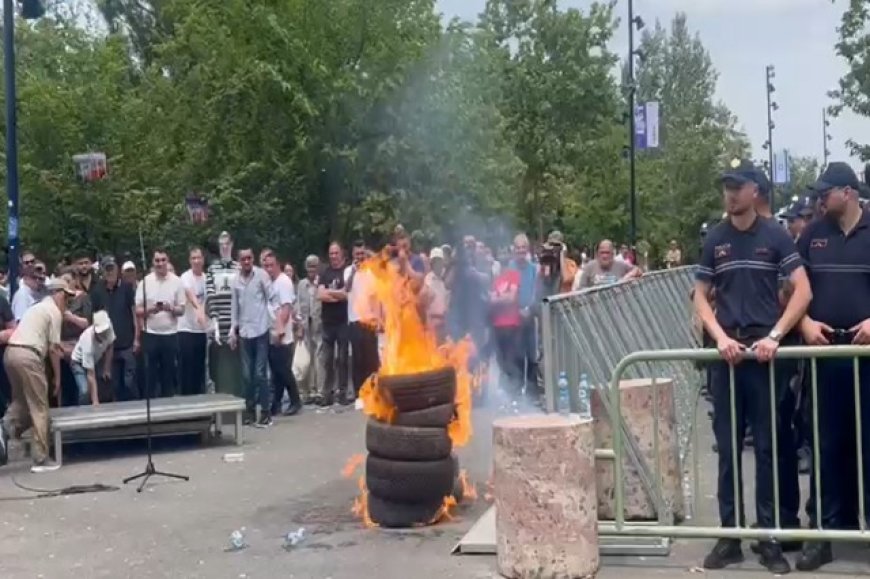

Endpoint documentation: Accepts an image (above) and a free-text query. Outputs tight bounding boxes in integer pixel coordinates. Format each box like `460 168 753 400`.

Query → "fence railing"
603 346 870 544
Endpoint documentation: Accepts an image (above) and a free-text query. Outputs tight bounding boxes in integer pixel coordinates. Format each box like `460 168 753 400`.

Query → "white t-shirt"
344 264 375 324
72 325 116 370
135 272 186 335
11 284 39 322
178 270 207 333
267 273 295 345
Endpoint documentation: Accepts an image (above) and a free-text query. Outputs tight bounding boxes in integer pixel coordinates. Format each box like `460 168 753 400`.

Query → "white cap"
429 247 444 260
122 261 136 271
93 310 112 334
45 276 76 296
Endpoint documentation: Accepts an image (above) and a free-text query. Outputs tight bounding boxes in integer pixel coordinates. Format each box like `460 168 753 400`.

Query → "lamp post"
763 65 778 211
627 0 644 247
822 108 832 168
3 0 43 296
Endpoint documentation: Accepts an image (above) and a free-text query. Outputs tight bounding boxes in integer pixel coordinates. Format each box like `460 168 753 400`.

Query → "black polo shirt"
91 279 137 349
696 216 802 330
797 211 870 329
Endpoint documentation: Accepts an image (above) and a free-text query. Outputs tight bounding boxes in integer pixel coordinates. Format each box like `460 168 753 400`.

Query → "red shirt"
491 270 521 328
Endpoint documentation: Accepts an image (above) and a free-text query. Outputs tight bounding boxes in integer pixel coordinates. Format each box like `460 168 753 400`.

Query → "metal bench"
42 394 246 465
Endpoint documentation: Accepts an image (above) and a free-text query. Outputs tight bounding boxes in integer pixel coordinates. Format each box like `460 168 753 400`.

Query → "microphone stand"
123 228 189 492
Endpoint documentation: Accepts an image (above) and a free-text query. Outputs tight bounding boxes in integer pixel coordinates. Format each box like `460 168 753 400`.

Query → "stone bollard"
494 414 598 579
592 378 683 521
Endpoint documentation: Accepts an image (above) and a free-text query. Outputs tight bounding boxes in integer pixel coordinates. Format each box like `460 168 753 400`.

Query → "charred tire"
366 455 455 504
393 402 455 428
380 367 456 413
368 494 443 529
365 419 452 461
451 453 463 502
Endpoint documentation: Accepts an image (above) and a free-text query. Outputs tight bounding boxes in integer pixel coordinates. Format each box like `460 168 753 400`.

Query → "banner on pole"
773 149 790 185
634 101 660 150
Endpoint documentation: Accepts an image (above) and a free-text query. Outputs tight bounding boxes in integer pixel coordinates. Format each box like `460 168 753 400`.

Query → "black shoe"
712 443 718 453
0 420 7 467
703 539 744 570
796 541 833 572
253 415 273 429
317 396 333 408
757 541 790 574
283 402 302 416
243 414 254 426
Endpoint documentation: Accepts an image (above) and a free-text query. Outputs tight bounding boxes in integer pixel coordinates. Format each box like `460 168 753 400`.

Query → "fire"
341 454 365 479
342 454 377 528
458 469 478 501
349 249 477 527
357 250 475 447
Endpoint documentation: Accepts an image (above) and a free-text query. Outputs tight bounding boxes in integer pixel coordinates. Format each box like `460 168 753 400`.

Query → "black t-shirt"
0 296 13 328
319 266 348 326
92 280 137 349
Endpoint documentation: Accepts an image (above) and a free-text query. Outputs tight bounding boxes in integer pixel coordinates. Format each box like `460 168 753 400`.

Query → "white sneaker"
354 398 364 411
31 459 60 473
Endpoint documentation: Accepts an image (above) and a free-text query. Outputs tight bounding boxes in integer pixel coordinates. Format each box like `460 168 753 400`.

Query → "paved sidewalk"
0 405 867 578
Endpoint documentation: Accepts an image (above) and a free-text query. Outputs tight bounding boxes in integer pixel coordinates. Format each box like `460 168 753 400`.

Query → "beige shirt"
9 296 62 358
135 272 186 335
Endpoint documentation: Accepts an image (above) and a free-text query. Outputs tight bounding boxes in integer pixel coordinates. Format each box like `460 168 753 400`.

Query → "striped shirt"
206 259 239 341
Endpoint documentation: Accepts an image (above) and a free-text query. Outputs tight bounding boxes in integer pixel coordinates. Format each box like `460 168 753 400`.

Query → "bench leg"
235 411 243 446
54 431 63 467
215 412 223 437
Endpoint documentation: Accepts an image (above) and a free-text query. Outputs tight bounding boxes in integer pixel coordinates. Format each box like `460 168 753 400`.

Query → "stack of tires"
365 367 460 528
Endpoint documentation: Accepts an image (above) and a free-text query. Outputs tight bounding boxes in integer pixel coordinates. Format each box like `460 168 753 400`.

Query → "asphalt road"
0 403 868 578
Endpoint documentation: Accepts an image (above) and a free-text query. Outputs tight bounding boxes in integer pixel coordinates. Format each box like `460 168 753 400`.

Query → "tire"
368 494 443 528
366 419 452 461
393 403 455 428
380 367 456 413
451 453 463 502
366 454 455 504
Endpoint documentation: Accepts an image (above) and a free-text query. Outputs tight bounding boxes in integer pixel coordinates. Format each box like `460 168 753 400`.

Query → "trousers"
3 347 50 462
349 322 379 396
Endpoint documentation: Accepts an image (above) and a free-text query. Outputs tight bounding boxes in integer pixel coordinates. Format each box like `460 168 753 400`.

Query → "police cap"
720 158 764 188
810 162 861 194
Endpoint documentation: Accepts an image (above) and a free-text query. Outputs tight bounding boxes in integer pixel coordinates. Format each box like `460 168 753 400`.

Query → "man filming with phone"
135 248 185 399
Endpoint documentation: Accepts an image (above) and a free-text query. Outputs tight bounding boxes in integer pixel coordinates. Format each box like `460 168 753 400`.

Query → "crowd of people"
0 224 657 473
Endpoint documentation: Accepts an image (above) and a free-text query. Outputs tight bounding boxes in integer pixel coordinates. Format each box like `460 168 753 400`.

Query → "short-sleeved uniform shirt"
696 216 802 330
797 212 870 329
9 297 62 358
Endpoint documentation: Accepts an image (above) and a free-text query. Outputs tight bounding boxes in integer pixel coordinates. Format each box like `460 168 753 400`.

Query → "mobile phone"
156 301 164 309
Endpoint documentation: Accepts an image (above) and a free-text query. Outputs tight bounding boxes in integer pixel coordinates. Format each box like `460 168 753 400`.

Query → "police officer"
694 158 812 574
782 196 814 241
795 162 870 571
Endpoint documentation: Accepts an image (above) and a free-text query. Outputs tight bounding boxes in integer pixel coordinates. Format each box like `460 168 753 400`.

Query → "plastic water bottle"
557 372 570 415
578 373 591 420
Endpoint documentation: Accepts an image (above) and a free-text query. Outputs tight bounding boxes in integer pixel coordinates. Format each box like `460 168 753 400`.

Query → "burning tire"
366 455 455 504
368 494 444 528
380 367 456 413
451 453 463 502
393 402 455 428
365 419 452 462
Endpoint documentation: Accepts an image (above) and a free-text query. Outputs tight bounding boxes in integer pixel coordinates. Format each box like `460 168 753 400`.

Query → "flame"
357 251 475 447
341 454 365 479
458 469 478 501
349 249 477 528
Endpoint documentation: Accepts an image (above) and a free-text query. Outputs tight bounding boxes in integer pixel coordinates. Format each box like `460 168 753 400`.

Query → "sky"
436 0 870 170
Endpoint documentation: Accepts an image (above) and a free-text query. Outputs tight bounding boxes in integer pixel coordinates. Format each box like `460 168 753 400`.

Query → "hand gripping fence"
541 266 870 553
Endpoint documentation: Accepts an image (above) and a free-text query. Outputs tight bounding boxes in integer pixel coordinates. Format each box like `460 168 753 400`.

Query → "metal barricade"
603 346 870 546
541 267 700 555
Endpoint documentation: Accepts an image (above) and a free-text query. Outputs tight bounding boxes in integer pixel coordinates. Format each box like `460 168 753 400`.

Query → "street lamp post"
627 0 644 247
3 0 43 296
763 65 777 211
822 108 832 168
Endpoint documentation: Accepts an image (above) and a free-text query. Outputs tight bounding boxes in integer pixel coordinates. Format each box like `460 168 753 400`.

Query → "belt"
829 329 856 345
723 326 772 341
7 344 42 357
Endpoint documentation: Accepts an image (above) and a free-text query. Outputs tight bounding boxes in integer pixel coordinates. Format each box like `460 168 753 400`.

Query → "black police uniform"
697 215 803 530
796 210 870 530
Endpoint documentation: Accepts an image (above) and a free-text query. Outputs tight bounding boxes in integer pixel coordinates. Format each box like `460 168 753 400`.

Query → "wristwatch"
768 329 783 342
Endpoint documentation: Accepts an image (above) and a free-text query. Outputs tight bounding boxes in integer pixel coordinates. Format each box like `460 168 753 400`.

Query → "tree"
831 0 870 158
630 13 748 261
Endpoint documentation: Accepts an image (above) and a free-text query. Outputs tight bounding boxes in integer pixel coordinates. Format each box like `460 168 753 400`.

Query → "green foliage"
0 2 744 268
832 0 870 158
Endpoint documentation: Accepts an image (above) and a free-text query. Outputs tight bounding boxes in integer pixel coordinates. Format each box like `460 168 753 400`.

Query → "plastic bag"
292 340 311 382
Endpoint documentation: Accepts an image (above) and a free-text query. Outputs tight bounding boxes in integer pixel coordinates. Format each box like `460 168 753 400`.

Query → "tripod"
124 229 189 492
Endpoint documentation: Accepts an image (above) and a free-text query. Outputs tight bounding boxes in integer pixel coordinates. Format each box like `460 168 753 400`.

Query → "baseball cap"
122 261 136 271
101 256 117 269
45 276 76 296
93 310 112 334
720 158 763 187
810 162 861 193
546 230 564 245
429 247 444 261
